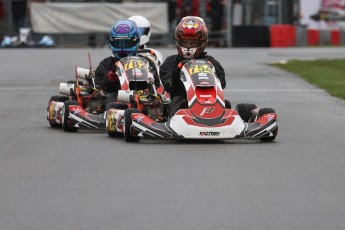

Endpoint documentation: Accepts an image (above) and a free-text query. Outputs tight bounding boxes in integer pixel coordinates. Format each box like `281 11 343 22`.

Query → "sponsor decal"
132 68 143 77
198 73 208 78
107 113 115 131
265 114 275 121
72 107 82 115
133 114 145 123
199 131 220 137
200 107 215 116
182 20 200 29
49 105 54 120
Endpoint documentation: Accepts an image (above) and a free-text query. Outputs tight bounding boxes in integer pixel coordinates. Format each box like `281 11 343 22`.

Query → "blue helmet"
109 20 140 59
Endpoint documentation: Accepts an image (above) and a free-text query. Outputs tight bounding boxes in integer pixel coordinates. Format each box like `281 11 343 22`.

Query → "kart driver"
95 19 159 109
128 15 164 66
159 16 229 116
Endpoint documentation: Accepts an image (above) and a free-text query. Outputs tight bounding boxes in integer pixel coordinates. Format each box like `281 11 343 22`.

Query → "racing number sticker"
124 60 145 71
188 64 212 75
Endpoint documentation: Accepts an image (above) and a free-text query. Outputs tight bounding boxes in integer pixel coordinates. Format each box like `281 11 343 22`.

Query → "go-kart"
48 54 169 132
120 59 278 142
47 53 108 131
106 56 170 138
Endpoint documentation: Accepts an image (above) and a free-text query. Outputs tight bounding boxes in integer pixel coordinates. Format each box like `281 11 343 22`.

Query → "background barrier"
270 25 343 48
1 1 345 48
270 25 296 47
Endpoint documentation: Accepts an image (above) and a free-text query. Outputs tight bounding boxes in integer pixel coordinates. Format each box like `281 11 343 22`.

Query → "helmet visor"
110 38 138 49
178 39 200 48
138 27 150 36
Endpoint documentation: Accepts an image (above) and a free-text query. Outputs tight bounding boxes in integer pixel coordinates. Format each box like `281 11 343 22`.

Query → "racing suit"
160 52 226 99
95 56 120 108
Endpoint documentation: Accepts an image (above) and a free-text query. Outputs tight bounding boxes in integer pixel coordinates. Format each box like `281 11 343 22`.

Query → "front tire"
235 103 257 122
62 100 79 132
124 108 140 142
47 95 68 128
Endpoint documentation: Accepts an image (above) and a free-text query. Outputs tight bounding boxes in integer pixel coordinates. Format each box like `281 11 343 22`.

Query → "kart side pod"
59 83 75 96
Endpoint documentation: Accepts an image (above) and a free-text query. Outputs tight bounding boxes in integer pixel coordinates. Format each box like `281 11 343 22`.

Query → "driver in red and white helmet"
160 16 226 100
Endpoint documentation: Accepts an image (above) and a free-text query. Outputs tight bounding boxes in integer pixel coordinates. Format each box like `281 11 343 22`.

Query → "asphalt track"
1 47 345 230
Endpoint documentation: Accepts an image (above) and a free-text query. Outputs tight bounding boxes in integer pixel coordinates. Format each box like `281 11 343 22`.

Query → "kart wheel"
47 95 68 128
225 99 231 109
235 103 257 122
106 103 126 137
62 100 79 132
124 108 140 142
168 96 188 118
258 108 277 142
258 108 275 117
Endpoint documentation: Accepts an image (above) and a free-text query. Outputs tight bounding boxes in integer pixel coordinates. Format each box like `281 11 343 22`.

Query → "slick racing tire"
106 103 126 137
62 100 79 132
47 95 69 128
235 103 257 122
124 108 141 142
168 96 188 118
258 108 277 142
225 100 231 109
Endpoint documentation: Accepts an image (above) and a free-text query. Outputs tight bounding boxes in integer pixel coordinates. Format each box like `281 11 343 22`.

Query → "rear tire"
235 103 257 122
124 109 140 142
62 100 79 132
47 95 68 128
258 108 277 142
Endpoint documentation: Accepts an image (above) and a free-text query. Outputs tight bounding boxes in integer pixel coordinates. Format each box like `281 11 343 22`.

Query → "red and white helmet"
175 16 208 59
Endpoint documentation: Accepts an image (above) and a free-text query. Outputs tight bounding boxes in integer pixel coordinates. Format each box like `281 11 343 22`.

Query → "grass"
271 59 345 100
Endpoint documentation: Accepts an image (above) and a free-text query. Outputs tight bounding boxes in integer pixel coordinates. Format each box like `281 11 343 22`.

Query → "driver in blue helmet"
95 19 159 108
